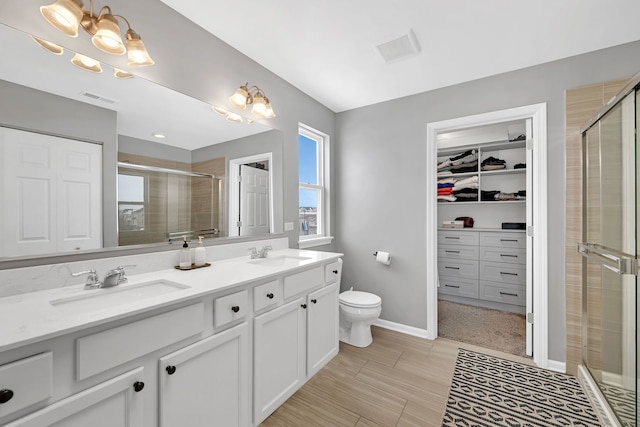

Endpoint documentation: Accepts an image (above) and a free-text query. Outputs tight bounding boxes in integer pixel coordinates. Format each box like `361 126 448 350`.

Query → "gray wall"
335 40 640 363
119 135 192 164
0 80 119 247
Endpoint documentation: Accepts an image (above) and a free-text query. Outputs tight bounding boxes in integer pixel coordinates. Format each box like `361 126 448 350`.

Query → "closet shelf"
438 200 526 205
437 168 525 179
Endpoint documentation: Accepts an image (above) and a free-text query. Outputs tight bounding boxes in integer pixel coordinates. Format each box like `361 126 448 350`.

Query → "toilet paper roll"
376 251 391 265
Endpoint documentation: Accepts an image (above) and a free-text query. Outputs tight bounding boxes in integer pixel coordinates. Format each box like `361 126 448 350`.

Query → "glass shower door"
580 89 637 426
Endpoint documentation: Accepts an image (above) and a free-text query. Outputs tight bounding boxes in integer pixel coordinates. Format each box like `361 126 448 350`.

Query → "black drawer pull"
445 284 460 288
301 304 307 309
445 236 460 239
332 270 339 274
266 293 274 299
499 272 518 276
500 254 518 258
231 305 240 313
0 389 14 404
499 292 519 297
445 266 460 270
133 381 145 392
445 250 460 253
166 365 176 375
311 299 317 304
500 239 518 242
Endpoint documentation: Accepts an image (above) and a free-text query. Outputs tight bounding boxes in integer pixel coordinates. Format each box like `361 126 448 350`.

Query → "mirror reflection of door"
238 164 270 236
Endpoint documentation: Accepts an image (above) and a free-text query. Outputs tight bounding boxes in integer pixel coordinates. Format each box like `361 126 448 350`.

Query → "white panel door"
158 323 250 427
307 282 339 377
0 127 102 257
239 165 269 236
253 298 305 424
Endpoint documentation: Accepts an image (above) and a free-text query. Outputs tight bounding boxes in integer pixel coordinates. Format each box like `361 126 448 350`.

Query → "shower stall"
578 73 640 426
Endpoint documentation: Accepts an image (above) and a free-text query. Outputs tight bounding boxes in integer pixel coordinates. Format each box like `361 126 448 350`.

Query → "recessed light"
152 133 165 138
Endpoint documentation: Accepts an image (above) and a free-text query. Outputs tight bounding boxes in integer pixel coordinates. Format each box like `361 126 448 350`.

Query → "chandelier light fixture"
228 83 276 119
39 0 154 67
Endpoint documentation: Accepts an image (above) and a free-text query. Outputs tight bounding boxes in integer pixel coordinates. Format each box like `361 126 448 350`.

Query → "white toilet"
338 289 382 347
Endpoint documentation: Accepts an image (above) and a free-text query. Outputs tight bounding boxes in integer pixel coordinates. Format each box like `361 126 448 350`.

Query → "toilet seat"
339 291 381 308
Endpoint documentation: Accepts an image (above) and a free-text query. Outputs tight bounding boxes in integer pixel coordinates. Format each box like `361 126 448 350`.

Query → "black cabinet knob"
231 305 240 313
166 365 176 375
301 304 307 309
0 389 14 404
133 381 145 392
266 293 274 299
311 299 317 304
332 270 338 274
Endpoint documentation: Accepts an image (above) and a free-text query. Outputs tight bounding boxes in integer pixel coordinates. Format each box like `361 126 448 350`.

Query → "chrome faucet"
248 246 273 259
102 265 136 288
72 265 135 289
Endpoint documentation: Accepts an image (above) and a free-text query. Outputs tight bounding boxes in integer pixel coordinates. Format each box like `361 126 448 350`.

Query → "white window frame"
298 123 332 248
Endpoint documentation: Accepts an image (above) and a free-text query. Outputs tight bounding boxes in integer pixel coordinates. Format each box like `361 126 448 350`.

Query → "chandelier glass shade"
228 83 276 119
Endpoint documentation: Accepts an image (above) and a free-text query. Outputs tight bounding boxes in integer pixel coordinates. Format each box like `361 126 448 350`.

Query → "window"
117 173 146 232
298 124 332 247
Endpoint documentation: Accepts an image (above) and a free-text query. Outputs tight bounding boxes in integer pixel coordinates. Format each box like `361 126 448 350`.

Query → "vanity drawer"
480 281 526 306
479 261 526 285
284 266 324 299
438 231 479 246
480 247 526 264
214 290 249 328
325 260 342 284
438 277 478 299
438 244 479 261
77 303 204 380
480 232 526 249
438 260 478 280
253 280 283 312
0 352 53 419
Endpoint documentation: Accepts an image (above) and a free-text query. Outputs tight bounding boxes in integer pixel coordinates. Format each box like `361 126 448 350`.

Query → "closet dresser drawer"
480 247 526 264
439 277 478 299
479 261 525 285
438 231 479 246
438 260 478 280
480 281 526 306
438 244 479 261
480 232 525 249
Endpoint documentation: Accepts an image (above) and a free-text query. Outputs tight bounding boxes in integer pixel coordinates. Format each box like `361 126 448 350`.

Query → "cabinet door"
5 368 143 427
158 323 249 427
307 282 339 377
253 298 305 425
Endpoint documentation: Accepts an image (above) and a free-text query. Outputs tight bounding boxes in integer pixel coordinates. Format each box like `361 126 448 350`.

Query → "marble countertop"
0 249 342 353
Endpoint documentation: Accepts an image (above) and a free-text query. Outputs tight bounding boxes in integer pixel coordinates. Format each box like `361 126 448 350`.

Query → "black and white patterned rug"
441 349 602 427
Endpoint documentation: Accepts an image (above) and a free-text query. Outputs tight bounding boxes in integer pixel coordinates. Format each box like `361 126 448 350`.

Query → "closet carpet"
438 300 527 357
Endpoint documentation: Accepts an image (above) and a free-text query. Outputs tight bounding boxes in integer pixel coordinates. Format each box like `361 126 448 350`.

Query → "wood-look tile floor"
260 326 534 427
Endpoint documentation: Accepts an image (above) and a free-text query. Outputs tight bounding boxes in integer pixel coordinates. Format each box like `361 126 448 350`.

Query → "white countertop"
0 249 342 353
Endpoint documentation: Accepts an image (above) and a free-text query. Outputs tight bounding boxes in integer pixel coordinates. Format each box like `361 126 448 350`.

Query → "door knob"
166 365 176 375
133 381 145 392
0 389 13 404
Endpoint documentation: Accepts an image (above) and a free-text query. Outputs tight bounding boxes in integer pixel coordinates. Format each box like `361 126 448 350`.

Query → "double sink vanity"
0 245 343 426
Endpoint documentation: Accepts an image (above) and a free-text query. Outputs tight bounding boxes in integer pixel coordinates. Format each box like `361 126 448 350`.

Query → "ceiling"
160 0 640 112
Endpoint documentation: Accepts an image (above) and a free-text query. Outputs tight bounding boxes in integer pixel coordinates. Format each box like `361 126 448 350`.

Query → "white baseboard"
546 359 566 373
601 371 623 388
374 319 430 339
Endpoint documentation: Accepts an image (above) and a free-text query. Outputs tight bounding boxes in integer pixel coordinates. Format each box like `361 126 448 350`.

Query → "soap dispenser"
194 236 206 267
179 237 191 270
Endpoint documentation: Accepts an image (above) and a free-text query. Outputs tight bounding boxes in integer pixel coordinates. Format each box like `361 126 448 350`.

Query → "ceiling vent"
80 91 118 104
375 29 421 63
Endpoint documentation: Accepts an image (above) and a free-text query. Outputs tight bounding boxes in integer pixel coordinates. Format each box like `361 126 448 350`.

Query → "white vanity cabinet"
253 264 339 425
158 323 249 427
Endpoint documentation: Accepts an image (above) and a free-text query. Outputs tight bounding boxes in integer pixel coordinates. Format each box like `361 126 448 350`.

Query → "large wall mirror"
0 23 283 263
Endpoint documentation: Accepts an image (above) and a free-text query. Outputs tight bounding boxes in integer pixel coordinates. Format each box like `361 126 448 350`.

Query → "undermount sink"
50 280 190 314
249 255 311 267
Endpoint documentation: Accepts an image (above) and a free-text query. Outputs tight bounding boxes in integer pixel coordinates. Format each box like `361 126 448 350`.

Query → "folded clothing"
514 163 526 169
438 177 457 185
453 176 478 190
437 183 454 189
482 164 506 171
481 156 506 171
438 149 477 170
453 187 478 195
449 160 478 173
437 188 453 195
481 190 500 201
438 195 457 202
